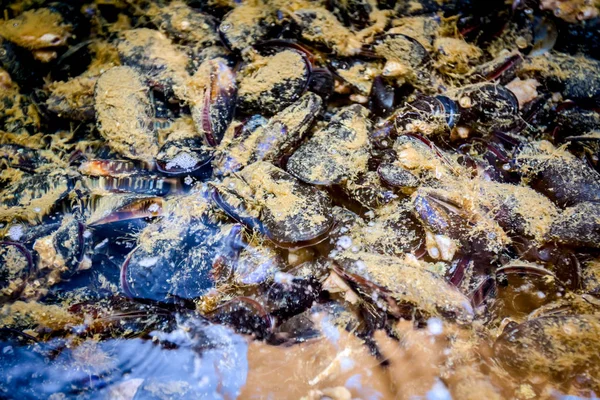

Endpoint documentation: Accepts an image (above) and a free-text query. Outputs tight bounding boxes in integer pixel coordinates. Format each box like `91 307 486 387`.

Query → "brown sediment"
506 78 539 108
240 323 394 399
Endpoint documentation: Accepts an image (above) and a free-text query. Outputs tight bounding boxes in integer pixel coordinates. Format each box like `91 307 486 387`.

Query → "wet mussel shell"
122 244 213 303
494 263 566 318
287 104 372 186
215 162 334 247
237 48 311 115
266 274 321 320
207 297 273 339
455 84 519 132
52 218 90 279
218 4 275 52
494 315 600 380
377 163 420 190
156 139 214 177
121 222 225 303
0 241 34 304
547 202 600 248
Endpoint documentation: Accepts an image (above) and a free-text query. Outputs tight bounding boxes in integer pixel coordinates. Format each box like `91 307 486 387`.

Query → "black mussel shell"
156 139 214 177
207 297 273 339
266 275 321 320
0 241 34 304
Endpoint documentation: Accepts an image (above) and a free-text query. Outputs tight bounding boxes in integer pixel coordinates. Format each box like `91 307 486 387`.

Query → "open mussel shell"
189 58 237 147
80 159 180 195
0 241 34 304
87 195 164 241
156 139 214 177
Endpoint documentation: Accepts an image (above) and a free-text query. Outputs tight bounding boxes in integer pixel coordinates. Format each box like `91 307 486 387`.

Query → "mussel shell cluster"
1 0 600 398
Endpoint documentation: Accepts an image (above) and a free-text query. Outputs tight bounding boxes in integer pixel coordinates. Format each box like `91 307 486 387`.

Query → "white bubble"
138 257 159 267
427 317 443 336
337 236 352 249
7 225 23 241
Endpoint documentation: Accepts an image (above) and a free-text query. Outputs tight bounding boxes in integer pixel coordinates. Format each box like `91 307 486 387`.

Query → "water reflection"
0 320 248 399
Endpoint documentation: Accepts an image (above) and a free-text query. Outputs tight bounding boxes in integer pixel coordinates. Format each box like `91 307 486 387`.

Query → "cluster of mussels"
2 0 600 398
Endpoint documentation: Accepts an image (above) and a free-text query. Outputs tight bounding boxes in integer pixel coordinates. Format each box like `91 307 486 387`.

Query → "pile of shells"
1 0 600 398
